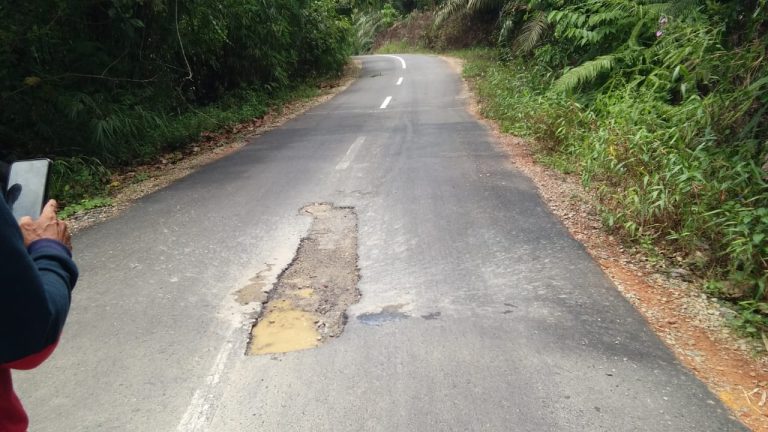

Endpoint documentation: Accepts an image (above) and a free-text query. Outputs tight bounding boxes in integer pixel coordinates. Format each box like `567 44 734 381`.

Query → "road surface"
17 55 745 431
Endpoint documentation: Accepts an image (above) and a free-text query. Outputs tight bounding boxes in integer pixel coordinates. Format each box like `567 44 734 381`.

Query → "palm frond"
435 0 469 26
513 11 549 54
466 0 508 13
553 55 617 92
499 16 516 41
436 0 510 26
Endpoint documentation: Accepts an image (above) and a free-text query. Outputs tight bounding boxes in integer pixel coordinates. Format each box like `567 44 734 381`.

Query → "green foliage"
381 3 402 27
299 1 355 76
353 11 387 53
512 10 549 53
58 197 113 220
731 301 768 337
552 55 616 92
1 0 352 163
352 3 402 53
343 0 437 13
50 157 112 208
436 0 507 26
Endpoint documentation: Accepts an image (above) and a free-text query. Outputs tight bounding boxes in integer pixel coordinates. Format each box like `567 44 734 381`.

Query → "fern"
587 9 625 26
659 0 699 18
553 55 617 92
628 19 646 49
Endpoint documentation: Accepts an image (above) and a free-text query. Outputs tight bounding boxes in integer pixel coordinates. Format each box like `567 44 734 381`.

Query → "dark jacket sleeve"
0 197 78 364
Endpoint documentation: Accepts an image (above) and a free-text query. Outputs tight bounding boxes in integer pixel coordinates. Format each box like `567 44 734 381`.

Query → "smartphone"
6 159 52 221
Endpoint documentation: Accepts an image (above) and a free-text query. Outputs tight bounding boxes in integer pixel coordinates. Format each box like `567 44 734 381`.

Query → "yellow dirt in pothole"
249 300 320 355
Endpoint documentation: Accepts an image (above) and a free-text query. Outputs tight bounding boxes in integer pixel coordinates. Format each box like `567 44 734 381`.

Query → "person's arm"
0 198 78 365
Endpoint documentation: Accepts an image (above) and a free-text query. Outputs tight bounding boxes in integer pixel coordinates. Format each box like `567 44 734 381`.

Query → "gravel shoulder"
440 54 768 431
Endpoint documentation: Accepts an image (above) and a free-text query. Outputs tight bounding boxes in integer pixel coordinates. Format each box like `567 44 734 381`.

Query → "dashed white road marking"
380 96 392 109
336 136 366 170
396 77 403 86
380 55 406 69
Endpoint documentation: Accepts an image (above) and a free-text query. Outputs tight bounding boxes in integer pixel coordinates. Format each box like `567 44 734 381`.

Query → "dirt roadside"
65 61 361 234
440 55 768 431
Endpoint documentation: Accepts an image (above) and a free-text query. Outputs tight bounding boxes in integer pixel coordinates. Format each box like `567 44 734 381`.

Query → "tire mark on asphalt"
336 136 366 170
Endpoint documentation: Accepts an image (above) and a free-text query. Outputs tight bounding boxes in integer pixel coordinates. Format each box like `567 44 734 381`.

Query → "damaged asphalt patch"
235 264 274 305
357 304 410 326
247 203 361 355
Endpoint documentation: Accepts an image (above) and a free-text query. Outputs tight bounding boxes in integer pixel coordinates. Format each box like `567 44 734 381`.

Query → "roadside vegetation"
375 0 768 336
1 0 354 209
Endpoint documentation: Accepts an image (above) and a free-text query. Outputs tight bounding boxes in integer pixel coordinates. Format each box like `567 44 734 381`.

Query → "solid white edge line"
396 77 403 85
379 96 392 109
336 136 366 170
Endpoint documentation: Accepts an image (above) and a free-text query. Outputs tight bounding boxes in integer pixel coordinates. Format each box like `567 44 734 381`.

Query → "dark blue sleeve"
0 197 78 364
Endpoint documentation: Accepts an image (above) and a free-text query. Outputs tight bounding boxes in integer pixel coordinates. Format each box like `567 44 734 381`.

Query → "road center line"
396 77 403 85
380 55 406 69
379 96 392 109
336 136 366 170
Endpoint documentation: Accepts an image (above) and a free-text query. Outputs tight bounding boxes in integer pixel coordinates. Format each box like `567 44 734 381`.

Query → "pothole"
246 203 360 355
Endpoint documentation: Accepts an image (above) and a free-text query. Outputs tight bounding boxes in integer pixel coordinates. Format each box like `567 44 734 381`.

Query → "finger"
65 235 72 251
40 199 58 220
60 222 72 250
19 216 33 226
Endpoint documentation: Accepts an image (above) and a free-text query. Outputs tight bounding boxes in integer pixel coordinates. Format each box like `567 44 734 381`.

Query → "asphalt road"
17 55 745 431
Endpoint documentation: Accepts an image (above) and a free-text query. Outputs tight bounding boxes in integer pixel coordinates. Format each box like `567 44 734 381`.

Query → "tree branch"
175 0 193 81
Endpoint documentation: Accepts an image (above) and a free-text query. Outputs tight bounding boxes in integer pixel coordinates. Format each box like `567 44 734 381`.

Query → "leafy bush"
352 4 403 53
1 0 352 163
57 197 113 220
50 157 112 208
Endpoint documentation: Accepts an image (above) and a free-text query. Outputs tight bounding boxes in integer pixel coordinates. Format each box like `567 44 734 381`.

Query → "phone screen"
6 159 52 221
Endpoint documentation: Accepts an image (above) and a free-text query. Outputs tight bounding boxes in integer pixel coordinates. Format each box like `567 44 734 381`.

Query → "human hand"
19 199 72 250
